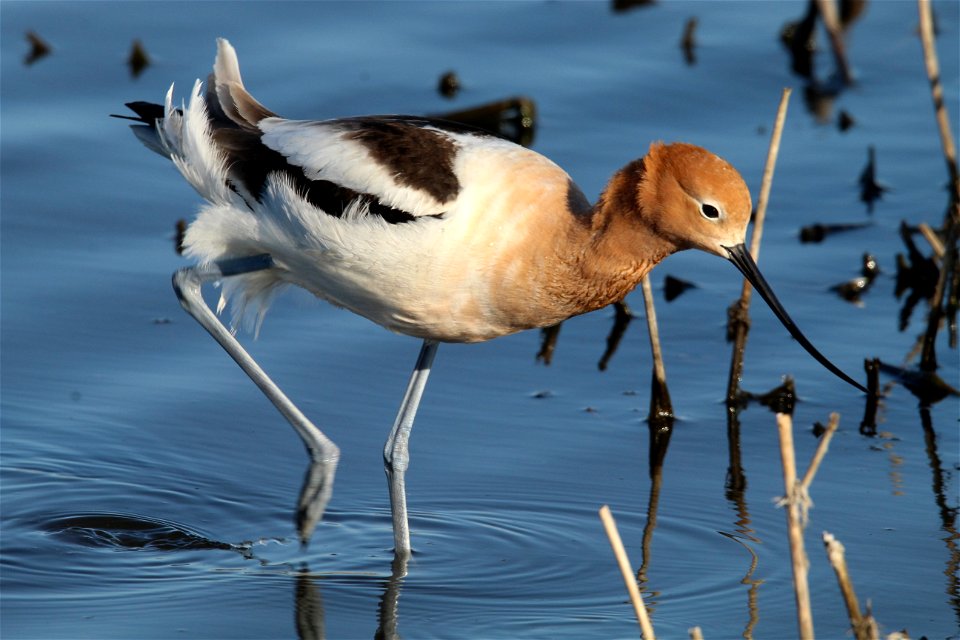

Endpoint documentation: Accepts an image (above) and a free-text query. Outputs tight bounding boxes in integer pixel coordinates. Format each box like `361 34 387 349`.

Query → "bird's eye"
701 203 720 220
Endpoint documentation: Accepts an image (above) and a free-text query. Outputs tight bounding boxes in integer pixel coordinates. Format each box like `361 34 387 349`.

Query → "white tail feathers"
159 81 237 206
212 38 276 128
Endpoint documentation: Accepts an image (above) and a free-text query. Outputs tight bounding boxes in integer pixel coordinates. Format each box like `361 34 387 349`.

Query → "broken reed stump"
432 97 537 147
727 88 792 405
641 276 672 420
777 413 906 639
800 412 838 493
776 412 815 639
918 222 946 260
859 357 881 435
822 532 880 640
776 411 840 640
639 277 675 480
919 214 959 372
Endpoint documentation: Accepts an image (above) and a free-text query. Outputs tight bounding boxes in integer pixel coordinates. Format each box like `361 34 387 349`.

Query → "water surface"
2 1 958 638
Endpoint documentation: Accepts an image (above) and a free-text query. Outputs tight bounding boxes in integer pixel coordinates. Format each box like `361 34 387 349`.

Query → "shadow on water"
44 513 249 557
780 0 864 125
45 512 412 640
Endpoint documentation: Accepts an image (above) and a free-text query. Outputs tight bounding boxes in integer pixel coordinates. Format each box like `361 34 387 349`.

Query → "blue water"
2 1 958 638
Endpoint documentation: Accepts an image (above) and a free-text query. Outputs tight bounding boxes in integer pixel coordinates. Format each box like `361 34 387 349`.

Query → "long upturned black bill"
724 243 867 393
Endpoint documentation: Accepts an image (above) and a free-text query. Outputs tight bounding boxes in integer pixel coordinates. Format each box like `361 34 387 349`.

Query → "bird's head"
637 142 753 258
633 142 867 393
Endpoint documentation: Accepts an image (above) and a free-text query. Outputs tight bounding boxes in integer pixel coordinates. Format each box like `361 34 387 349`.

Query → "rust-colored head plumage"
638 142 753 257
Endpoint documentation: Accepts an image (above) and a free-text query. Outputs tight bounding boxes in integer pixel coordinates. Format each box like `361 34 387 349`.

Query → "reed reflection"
918 406 960 626
718 531 763 639
780 0 864 125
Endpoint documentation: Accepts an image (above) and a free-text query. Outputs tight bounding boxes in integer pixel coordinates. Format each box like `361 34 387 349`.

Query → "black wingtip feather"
110 101 169 123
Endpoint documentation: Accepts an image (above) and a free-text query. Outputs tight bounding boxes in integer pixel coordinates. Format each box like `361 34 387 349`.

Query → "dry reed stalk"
917 0 960 366
641 276 667 390
641 275 673 421
918 222 946 260
599 505 656 639
800 412 839 492
640 276 674 420
748 88 792 277
776 412 815 640
726 88 792 401
822 532 879 640
920 208 959 371
917 0 959 205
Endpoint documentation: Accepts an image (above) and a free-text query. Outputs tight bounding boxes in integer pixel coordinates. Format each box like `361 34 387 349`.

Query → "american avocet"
119 39 865 557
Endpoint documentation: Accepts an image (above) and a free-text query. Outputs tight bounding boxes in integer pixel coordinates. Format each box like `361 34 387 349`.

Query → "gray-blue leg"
172 255 340 545
383 339 439 558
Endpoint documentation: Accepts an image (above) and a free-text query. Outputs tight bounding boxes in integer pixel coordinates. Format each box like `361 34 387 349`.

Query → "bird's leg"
383 339 439 559
172 254 340 545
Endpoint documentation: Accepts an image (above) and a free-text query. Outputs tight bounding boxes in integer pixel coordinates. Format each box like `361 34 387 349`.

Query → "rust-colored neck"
552 160 678 316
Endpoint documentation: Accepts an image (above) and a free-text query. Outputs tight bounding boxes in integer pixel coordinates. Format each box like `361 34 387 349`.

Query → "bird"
118 38 866 559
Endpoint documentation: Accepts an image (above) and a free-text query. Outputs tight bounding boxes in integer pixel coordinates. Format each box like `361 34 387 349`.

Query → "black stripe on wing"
228 115 501 222
336 114 499 137
333 116 499 206
338 118 459 204
214 124 441 224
